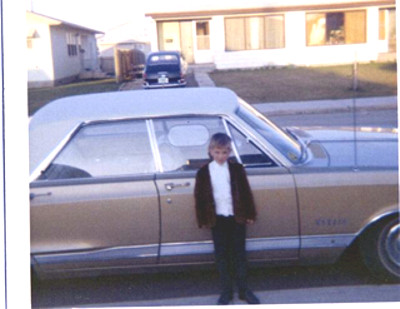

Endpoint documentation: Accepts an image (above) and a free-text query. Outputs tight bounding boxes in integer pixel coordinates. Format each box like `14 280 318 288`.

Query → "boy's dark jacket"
194 161 257 228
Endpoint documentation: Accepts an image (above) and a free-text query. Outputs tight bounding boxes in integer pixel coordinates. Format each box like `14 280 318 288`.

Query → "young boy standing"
194 133 260 305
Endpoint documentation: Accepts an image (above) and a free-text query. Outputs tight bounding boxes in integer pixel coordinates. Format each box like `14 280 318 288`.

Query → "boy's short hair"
209 133 232 150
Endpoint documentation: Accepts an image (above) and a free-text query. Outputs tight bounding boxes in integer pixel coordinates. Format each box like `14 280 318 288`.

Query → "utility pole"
352 60 358 91
352 51 358 91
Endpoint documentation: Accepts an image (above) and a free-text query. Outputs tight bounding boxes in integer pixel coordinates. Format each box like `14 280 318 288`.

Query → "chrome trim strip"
33 244 159 265
247 237 300 251
160 235 355 257
147 119 163 173
301 234 355 249
222 118 242 164
160 237 300 256
160 241 214 256
30 173 156 188
32 235 357 267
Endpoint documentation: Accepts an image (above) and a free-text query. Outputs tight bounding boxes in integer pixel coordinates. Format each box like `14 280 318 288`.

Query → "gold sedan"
29 88 399 281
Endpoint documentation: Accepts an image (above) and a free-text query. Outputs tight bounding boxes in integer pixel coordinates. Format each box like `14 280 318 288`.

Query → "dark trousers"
212 215 248 295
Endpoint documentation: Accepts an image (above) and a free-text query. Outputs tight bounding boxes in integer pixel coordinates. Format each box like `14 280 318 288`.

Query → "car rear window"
149 54 179 64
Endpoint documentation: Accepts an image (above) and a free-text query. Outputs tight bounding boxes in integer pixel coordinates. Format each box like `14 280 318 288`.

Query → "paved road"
31 249 400 307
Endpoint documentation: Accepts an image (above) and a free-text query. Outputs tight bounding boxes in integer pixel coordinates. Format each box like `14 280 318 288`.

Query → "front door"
158 21 181 51
180 21 194 63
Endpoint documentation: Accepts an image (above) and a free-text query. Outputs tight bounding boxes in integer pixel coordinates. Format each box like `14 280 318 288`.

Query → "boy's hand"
246 219 255 225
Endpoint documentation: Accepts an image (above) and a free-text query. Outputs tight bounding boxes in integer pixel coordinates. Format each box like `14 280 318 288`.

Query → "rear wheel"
360 216 400 282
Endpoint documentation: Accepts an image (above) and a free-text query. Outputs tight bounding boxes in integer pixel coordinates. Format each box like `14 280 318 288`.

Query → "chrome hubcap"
385 223 400 267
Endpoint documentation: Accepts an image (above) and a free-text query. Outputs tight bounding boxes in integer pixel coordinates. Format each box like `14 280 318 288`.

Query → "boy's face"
209 146 231 165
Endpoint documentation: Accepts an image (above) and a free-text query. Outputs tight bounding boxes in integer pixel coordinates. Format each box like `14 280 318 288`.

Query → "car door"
153 116 299 264
152 116 222 264
30 119 160 275
227 122 299 260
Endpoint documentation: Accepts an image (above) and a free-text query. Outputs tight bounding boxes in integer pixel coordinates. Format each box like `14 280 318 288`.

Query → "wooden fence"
114 48 146 83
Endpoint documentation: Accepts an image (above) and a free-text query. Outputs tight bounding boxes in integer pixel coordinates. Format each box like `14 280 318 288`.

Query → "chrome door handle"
30 192 52 200
164 182 190 191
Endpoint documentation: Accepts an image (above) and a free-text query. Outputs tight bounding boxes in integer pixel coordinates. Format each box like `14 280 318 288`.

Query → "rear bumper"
143 80 187 89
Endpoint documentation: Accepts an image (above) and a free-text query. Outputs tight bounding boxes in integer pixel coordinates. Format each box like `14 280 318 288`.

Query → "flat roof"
145 0 395 19
30 87 240 175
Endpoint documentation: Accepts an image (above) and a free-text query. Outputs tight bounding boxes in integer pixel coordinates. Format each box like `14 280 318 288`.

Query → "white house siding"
147 1 395 69
50 26 82 83
80 35 100 71
214 7 391 69
27 16 55 87
27 11 102 88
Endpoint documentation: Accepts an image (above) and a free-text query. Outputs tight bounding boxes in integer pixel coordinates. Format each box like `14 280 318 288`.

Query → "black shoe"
217 292 233 305
239 290 260 304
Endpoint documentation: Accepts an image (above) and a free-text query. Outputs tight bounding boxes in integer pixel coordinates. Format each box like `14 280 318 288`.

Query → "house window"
66 32 78 56
196 21 210 50
225 15 284 51
306 10 366 46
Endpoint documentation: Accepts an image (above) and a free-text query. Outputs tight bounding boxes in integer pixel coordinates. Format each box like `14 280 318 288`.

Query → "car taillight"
143 72 147 79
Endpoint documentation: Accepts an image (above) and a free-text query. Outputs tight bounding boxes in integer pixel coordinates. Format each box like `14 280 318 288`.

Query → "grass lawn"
28 78 122 115
28 63 397 115
209 62 397 103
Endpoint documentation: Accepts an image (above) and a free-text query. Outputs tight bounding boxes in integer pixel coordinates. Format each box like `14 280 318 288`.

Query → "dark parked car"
143 51 187 89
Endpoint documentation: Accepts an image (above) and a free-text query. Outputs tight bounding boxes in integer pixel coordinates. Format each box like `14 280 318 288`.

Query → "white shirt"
208 161 234 216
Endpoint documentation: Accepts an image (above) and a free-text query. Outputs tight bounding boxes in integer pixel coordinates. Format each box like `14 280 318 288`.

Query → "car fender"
356 206 399 239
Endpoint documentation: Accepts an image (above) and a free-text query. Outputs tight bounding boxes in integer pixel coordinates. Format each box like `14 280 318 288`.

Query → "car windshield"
236 99 302 163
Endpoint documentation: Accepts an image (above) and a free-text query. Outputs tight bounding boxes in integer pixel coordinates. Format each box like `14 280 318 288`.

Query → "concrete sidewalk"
254 96 397 116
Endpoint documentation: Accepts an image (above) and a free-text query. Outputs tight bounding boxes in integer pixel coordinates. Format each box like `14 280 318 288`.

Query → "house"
145 0 396 69
27 11 104 88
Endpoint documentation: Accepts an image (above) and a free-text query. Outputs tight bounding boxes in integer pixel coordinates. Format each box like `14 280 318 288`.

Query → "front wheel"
360 216 400 282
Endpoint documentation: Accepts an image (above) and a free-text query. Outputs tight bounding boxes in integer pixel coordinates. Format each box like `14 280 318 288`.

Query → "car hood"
289 126 398 168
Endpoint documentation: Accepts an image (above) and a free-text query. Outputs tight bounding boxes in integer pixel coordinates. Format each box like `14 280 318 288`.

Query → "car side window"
228 123 277 167
38 120 156 180
153 117 235 172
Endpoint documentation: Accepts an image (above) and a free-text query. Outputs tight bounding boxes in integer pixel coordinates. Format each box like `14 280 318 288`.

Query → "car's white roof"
30 87 240 175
